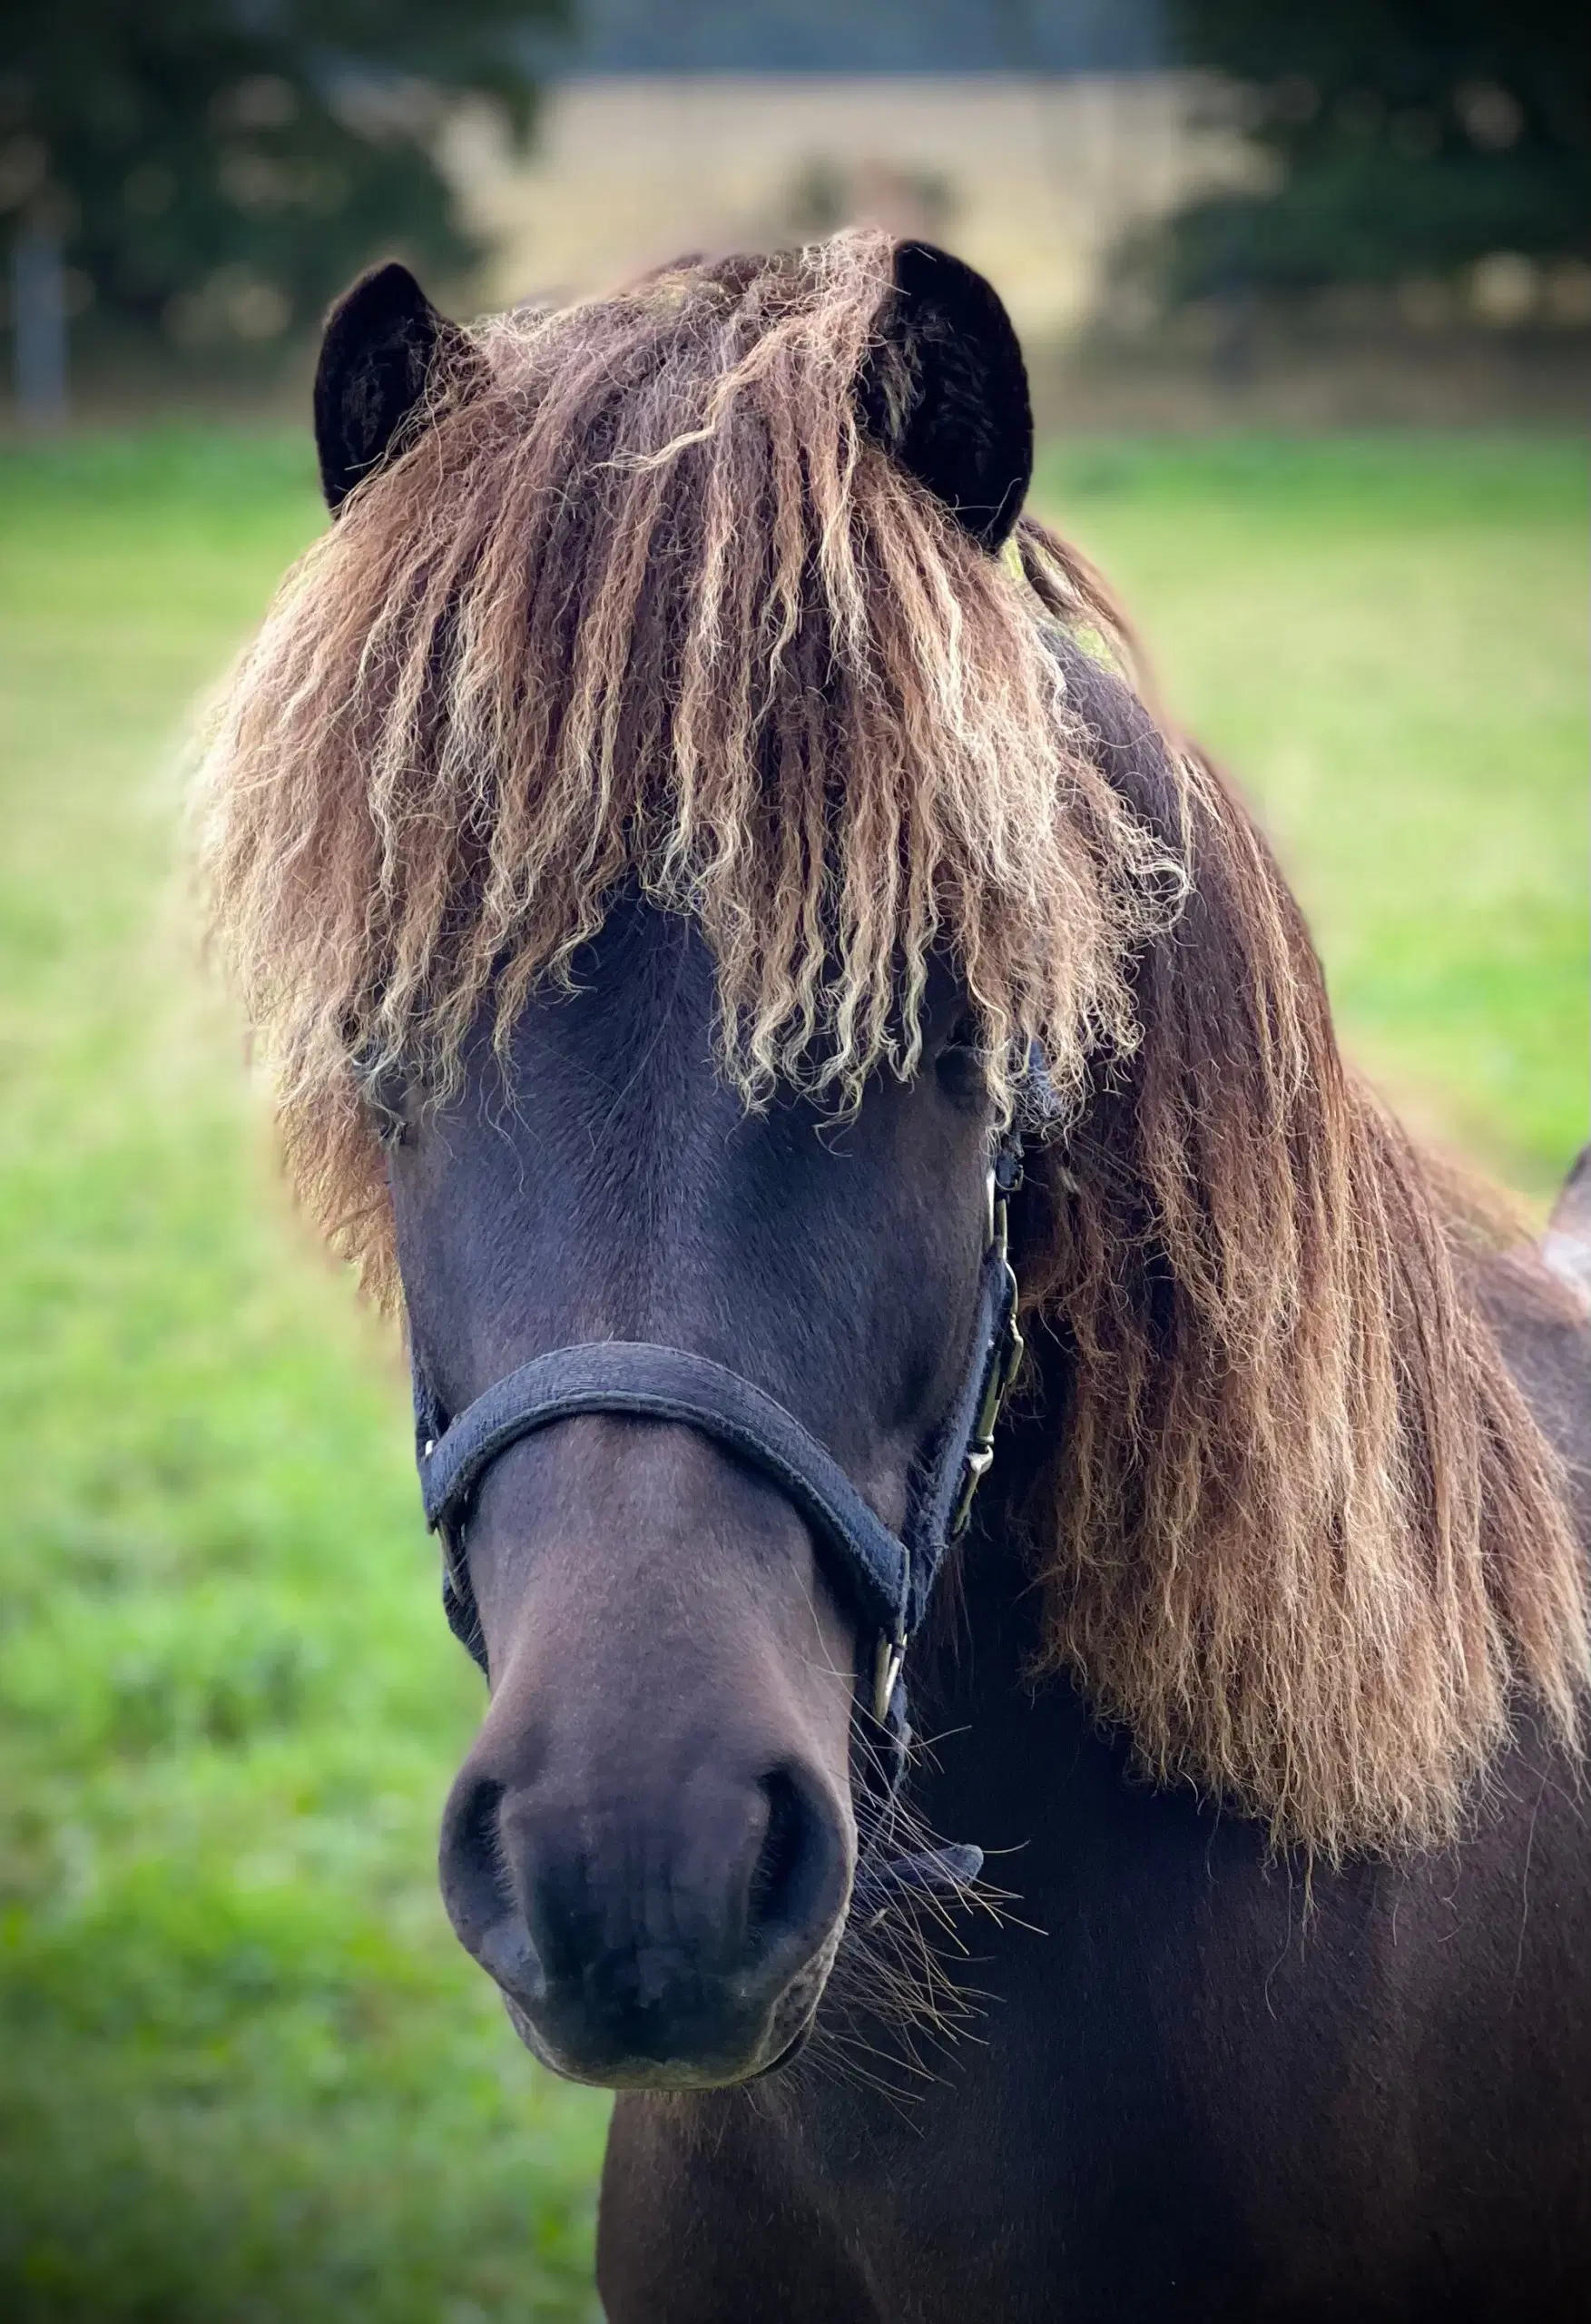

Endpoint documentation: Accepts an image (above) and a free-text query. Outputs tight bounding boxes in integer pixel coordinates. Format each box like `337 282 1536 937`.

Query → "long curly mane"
196 229 1587 1858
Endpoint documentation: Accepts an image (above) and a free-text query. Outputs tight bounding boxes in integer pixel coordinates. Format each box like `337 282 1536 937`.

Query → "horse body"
200 231 1591 2319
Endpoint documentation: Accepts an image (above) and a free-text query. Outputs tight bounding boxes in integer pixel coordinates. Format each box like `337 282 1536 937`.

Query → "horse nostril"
438 1770 509 1941
439 1769 547 2008
743 1768 839 1965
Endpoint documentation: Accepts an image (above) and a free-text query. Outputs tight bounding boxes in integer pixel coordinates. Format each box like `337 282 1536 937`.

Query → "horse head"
307 240 1055 2089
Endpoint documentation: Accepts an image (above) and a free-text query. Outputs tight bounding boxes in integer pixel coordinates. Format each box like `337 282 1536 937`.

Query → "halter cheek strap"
409 1129 1026 1893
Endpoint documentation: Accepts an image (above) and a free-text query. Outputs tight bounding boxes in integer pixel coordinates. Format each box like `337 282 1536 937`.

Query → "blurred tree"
1162 0 1589 305
0 0 564 359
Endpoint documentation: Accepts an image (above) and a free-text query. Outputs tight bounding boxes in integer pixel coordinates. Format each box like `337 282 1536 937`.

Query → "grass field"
0 429 1585 2323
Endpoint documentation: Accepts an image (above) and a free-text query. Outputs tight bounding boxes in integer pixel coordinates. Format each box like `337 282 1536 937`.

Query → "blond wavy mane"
196 230 1587 1859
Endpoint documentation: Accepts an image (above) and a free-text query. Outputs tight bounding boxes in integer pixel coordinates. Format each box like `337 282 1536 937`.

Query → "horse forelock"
196 228 1174 1286
194 227 1587 1861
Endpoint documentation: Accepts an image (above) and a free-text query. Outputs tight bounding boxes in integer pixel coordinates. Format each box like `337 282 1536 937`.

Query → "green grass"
0 428 1585 2322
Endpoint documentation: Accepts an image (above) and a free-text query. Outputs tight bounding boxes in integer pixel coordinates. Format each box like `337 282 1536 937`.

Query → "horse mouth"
496 1916 841 2092
499 1985 825 2092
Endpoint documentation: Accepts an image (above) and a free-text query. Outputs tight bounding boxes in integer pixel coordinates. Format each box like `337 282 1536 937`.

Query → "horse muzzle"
438 1753 851 2089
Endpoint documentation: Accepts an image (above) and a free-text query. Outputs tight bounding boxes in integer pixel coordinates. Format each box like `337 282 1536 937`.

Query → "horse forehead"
456 930 781 1256
502 919 734 1161
447 902 929 1272
505 999 687 1145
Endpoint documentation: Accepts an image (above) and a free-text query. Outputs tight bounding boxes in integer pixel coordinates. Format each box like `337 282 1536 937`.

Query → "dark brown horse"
200 234 1591 2319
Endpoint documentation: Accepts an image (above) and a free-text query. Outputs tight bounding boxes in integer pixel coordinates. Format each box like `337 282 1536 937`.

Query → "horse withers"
199 235 1591 2319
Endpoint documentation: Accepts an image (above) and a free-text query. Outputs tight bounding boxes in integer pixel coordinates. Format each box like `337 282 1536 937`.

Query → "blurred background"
1 4 1586 2319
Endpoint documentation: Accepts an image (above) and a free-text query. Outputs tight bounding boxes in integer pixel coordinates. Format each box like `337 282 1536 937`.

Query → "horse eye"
940 1014 983 1057
366 1071 411 1149
936 1017 988 1106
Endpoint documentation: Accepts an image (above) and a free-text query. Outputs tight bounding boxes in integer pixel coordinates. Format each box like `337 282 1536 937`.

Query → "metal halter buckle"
872 1632 906 1724
948 1147 1025 1542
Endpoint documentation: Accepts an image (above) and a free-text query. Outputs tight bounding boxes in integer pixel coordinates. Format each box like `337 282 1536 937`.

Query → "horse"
197 233 1591 2320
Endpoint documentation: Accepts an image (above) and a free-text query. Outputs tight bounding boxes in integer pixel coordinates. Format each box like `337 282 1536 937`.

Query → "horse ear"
313 262 466 512
857 241 1033 552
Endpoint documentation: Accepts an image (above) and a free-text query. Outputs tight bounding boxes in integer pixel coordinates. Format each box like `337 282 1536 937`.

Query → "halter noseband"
409 1118 1029 1902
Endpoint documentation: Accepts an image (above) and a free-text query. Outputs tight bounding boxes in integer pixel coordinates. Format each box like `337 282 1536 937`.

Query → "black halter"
409 1118 1030 1904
